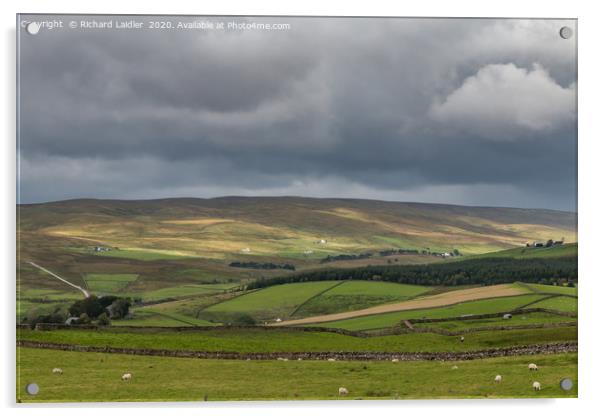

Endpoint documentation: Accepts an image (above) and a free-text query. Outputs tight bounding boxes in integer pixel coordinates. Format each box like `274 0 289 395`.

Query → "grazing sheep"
121 373 132 381
327 358 336 362
533 381 541 391
528 363 538 371
338 387 349 396
451 365 458 370
52 368 63 375
494 375 502 383
392 358 399 363
297 358 303 361
460 336 465 343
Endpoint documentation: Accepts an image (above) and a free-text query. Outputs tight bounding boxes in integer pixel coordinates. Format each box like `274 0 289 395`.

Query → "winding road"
28 261 90 298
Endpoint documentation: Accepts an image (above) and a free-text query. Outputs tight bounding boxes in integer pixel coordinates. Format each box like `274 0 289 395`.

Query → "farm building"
65 317 79 325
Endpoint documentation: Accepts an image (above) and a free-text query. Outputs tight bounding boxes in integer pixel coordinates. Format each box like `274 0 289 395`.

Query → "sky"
17 16 577 210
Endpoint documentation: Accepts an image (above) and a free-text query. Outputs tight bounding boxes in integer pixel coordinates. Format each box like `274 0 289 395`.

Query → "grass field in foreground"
310 294 547 331
292 281 430 318
17 348 577 402
17 326 576 354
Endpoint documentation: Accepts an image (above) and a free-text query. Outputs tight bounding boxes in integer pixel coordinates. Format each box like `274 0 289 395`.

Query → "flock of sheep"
50 360 544 397
337 361 543 397
52 367 132 381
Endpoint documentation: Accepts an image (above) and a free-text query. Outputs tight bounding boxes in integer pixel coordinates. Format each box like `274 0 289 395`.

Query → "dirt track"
271 284 528 326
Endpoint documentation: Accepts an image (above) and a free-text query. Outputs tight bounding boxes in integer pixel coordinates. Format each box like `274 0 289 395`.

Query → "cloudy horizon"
17 16 577 211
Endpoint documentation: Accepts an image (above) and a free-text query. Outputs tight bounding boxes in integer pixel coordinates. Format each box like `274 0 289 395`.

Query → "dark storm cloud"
17 16 577 210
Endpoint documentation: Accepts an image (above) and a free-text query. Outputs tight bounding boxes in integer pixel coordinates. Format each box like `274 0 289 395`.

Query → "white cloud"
430 63 575 140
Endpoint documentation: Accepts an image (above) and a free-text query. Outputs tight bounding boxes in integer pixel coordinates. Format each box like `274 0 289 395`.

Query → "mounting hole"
26 22 40 35
559 26 573 40
25 383 39 395
560 378 573 391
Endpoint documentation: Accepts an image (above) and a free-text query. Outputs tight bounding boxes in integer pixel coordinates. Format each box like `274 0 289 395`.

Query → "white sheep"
533 381 541 391
52 368 63 375
327 358 336 362
460 336 465 343
338 387 349 396
392 358 399 363
528 363 538 371
451 365 458 370
494 375 502 383
121 373 132 381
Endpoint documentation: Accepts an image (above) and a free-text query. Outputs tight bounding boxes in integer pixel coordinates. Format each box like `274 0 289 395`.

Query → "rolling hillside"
19 196 576 258
17 197 576 311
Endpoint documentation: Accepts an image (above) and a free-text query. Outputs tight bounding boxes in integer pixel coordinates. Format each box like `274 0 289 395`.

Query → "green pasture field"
201 281 342 322
17 288 83 318
128 283 239 303
18 288 83 301
138 296 225 315
526 296 578 314
17 301 69 320
16 348 577 402
311 294 548 331
110 313 190 327
292 281 430 317
522 283 577 296
83 274 138 294
17 326 576 354
414 312 576 331
111 310 219 327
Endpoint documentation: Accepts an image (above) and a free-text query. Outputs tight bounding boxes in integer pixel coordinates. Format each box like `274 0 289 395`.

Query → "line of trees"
321 253 372 263
246 257 577 290
22 295 132 328
229 261 296 271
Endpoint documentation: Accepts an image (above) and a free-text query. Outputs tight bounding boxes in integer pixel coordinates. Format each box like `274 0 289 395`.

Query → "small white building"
65 317 79 325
